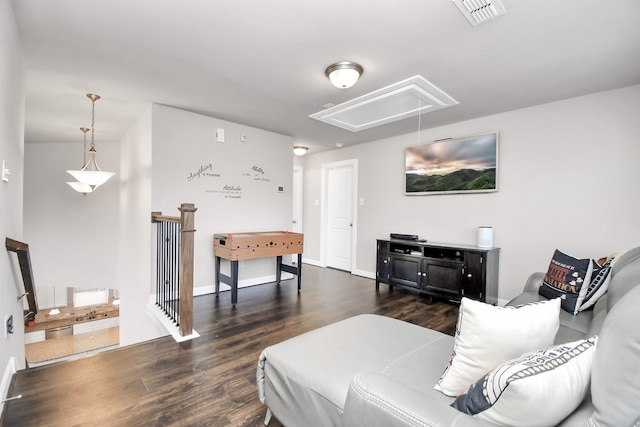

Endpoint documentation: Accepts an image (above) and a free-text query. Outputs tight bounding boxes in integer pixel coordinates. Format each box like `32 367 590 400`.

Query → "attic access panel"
309 75 458 132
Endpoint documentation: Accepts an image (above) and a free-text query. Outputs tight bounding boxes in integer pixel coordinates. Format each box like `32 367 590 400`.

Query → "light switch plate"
2 160 9 182
216 128 225 143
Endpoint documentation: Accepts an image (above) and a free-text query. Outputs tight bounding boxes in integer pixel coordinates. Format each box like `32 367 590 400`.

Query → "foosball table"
213 231 304 305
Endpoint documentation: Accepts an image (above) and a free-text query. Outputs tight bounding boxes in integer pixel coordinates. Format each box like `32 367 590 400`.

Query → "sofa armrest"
342 372 495 427
505 272 549 307
523 272 546 293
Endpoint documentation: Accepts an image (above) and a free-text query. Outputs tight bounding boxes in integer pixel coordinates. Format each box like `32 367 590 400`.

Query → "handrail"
151 213 181 224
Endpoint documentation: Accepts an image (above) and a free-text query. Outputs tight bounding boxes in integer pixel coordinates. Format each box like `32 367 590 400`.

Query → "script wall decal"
206 184 242 199
186 163 221 182
243 165 271 183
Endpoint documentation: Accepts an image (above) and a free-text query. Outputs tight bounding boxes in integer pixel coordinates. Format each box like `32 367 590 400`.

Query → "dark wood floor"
2 265 459 427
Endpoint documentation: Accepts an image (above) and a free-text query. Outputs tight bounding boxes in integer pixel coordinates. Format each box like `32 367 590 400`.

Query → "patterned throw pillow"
434 297 560 397
539 249 593 314
452 337 597 427
578 258 613 311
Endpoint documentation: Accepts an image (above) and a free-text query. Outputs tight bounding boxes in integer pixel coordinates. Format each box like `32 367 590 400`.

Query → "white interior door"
323 160 357 271
292 165 303 263
292 165 303 234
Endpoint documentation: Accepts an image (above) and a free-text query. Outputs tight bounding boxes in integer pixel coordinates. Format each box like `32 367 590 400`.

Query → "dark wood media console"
376 239 499 304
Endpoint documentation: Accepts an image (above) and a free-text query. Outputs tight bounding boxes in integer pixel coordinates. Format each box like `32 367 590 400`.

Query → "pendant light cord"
417 98 422 145
90 97 96 150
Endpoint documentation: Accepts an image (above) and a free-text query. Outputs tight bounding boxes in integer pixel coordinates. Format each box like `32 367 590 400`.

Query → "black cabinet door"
462 252 485 301
423 259 463 300
376 240 390 282
389 255 421 289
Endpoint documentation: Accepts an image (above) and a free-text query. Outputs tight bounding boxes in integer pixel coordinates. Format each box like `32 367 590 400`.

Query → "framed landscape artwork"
405 131 499 195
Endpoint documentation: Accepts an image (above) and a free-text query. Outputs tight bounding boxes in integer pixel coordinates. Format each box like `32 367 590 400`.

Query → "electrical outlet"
5 315 14 337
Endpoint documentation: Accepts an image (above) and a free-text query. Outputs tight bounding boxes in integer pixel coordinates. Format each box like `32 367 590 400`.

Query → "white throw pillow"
434 297 560 397
451 336 597 427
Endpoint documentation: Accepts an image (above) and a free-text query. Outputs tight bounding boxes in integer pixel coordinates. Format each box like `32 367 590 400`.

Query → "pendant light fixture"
67 127 93 194
325 62 363 89
67 94 115 189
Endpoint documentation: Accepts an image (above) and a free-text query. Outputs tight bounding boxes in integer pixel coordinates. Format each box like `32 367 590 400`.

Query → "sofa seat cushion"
554 309 594 343
257 314 451 426
380 333 456 406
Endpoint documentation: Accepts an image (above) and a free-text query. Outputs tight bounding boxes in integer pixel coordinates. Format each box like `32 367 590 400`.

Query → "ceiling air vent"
453 0 506 26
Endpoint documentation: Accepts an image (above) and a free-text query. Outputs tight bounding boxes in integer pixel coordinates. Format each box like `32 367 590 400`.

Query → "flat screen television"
405 131 498 195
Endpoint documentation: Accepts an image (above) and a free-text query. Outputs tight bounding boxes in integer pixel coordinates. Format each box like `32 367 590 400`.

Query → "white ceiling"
11 0 640 154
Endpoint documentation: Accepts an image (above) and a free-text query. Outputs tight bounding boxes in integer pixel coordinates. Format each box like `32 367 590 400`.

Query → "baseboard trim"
301 258 323 267
1 357 18 414
192 273 296 296
352 268 375 280
146 303 200 343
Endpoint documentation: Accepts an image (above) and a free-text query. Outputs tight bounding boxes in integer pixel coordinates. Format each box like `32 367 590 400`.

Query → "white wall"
301 85 640 301
116 105 167 346
0 0 26 402
151 105 295 291
24 142 120 289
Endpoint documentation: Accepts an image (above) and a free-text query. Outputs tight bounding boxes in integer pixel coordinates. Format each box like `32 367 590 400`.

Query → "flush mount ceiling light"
293 146 309 156
325 62 363 89
453 0 506 26
67 94 115 190
310 75 458 132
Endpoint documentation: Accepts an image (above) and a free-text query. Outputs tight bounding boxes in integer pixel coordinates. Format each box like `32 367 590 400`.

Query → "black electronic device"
390 233 419 241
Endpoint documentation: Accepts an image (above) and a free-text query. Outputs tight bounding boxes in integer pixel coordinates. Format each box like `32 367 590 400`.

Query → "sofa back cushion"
606 246 640 311
589 283 640 426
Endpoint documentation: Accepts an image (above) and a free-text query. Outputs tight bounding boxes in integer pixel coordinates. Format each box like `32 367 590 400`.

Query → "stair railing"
151 203 197 337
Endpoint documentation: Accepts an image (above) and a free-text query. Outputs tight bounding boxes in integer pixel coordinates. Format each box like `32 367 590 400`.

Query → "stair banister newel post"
178 203 197 337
